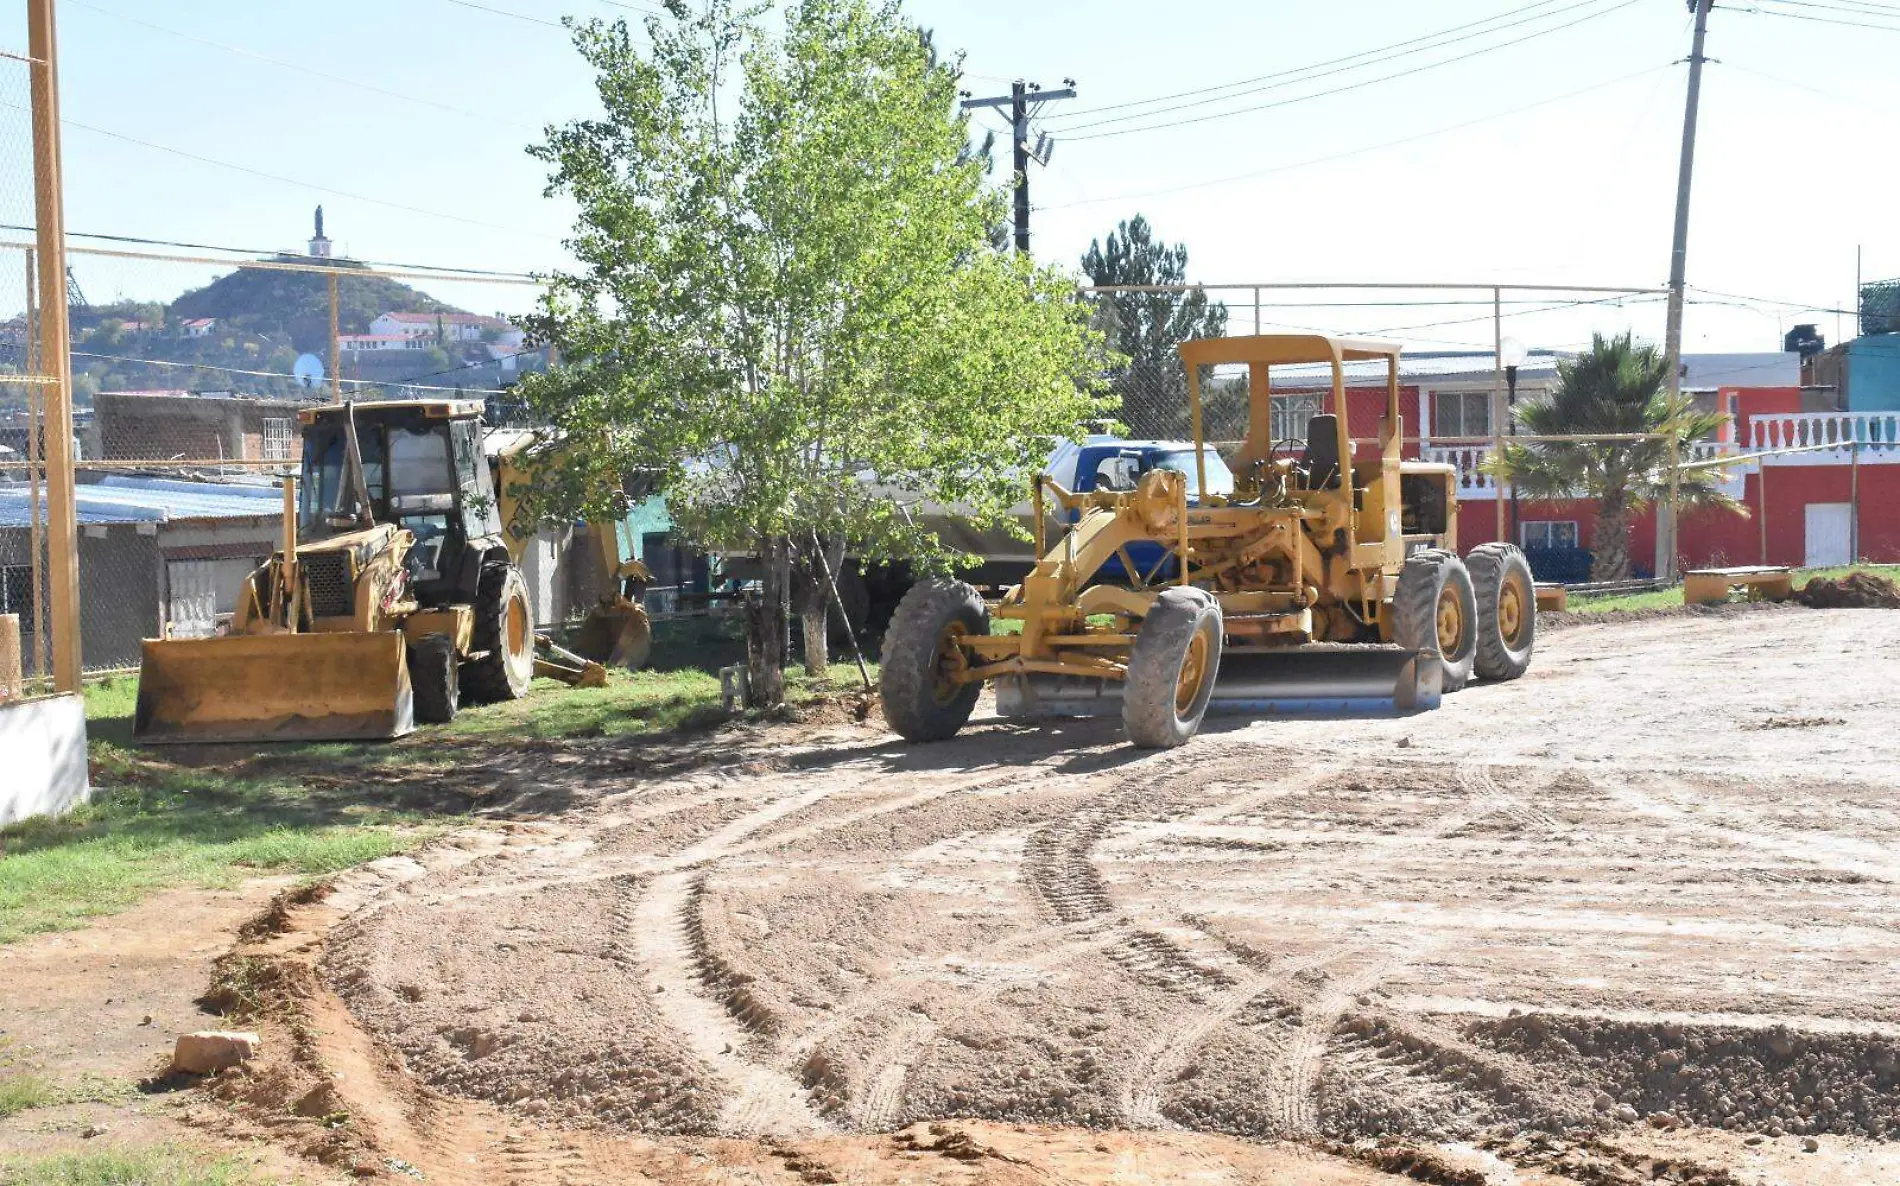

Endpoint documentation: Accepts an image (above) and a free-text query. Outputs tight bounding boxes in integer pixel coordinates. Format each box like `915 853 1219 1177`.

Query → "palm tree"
1489 332 1738 582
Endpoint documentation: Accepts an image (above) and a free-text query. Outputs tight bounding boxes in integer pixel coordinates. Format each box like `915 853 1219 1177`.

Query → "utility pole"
1658 0 1713 584
960 78 1076 255
29 0 81 693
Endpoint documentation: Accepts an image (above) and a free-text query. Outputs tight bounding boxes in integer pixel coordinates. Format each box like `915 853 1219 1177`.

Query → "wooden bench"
1682 566 1795 606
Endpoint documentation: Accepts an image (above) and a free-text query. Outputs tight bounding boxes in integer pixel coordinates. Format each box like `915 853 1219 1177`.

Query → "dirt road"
307 607 1900 1182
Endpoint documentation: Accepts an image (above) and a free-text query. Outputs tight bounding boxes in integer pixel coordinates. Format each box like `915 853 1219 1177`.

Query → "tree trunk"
798 534 849 678
1591 498 1633 582
745 535 790 708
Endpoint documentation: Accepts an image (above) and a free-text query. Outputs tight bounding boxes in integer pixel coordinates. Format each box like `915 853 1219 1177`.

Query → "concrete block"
0 693 90 826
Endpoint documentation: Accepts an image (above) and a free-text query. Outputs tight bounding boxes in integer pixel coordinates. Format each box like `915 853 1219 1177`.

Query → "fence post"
1492 287 1506 545
29 0 82 693
0 614 20 701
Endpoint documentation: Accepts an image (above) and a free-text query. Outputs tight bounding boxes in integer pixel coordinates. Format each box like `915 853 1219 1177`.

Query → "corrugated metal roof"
0 475 281 529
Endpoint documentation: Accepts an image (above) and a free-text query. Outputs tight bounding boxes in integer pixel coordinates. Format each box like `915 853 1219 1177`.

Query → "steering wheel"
1269 436 1306 464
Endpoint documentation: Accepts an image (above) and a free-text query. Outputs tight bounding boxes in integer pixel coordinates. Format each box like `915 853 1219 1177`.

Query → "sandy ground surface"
273 606 1900 1184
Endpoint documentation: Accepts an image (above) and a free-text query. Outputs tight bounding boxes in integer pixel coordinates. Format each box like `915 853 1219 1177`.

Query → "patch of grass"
0 768 427 945
1563 563 1900 615
0 1148 249 1186
0 1069 60 1118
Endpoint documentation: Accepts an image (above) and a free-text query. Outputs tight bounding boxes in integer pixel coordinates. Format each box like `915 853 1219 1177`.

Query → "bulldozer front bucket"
995 647 1443 721
134 632 415 745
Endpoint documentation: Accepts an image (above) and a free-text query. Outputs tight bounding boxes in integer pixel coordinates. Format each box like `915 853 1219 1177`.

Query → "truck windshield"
1152 449 1235 498
299 428 387 534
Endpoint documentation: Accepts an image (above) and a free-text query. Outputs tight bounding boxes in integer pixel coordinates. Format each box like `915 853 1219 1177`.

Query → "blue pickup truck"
1050 437 1235 582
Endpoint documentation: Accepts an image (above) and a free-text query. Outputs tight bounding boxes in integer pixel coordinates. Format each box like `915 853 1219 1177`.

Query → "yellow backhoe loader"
134 400 538 743
878 334 1537 749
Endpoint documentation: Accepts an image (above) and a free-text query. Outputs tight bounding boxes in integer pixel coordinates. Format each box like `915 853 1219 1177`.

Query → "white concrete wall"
0 694 90 826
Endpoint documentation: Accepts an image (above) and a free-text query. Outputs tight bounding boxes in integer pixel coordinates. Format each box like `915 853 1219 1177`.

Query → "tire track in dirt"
1269 942 1436 1138
1456 761 1559 831
1121 943 1359 1130
638 753 1123 1136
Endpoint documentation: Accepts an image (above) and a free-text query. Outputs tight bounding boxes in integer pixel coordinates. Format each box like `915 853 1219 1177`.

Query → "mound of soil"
1797 571 1900 609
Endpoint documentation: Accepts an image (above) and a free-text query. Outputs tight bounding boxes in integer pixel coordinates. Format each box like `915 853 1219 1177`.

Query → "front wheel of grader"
1123 587 1224 750
879 578 989 742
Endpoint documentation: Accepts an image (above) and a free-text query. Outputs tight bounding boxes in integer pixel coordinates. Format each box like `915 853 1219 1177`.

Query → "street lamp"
1500 337 1528 543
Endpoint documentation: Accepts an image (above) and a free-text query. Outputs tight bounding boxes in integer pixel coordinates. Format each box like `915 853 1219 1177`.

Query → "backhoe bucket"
570 596 653 673
996 647 1442 721
134 632 415 745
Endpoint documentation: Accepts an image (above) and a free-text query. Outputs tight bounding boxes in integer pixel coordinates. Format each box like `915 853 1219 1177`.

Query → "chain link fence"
1 235 548 680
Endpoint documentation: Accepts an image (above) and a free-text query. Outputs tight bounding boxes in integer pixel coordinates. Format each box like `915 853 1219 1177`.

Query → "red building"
1294 351 1888 576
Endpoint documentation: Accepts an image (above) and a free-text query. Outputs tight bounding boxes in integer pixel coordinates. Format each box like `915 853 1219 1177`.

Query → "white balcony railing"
1419 439 1743 500
1749 411 1900 458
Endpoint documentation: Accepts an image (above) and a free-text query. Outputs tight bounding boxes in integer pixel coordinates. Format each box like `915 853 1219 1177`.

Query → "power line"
436 0 567 28
70 349 530 396
66 1 535 131
1047 0 1590 129
0 223 543 280
0 99 557 242
1724 1 1900 31
1058 0 1642 140
1036 65 1668 211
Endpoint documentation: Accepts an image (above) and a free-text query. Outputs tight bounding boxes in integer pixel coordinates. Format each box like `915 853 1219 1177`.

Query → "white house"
370 311 515 344
338 333 430 353
181 317 216 338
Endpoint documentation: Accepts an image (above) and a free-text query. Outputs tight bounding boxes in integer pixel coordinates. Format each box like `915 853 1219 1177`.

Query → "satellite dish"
293 353 325 390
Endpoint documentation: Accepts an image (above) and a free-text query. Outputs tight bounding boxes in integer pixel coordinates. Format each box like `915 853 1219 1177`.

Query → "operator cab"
297 400 503 601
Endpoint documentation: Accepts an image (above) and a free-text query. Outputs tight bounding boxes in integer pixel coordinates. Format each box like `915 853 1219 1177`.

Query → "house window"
1521 521 1580 550
1432 390 1491 440
261 417 293 461
1271 392 1324 443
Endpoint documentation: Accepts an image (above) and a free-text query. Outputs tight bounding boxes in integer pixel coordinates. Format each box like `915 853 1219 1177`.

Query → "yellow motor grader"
879 334 1536 749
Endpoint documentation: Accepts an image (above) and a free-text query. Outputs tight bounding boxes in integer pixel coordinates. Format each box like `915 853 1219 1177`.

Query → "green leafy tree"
1488 332 1736 582
1081 215 1227 438
517 0 1108 705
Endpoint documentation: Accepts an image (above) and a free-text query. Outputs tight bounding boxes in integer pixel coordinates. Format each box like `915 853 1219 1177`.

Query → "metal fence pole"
24 246 46 688
1492 286 1506 545
329 270 341 404
28 0 82 692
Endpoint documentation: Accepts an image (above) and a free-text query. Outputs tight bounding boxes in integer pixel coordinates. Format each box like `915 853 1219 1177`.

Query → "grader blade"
995 647 1442 720
134 632 415 745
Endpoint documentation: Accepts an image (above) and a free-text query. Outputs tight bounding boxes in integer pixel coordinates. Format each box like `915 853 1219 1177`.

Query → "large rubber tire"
461 564 535 704
1467 542 1536 682
880 579 989 742
409 633 460 725
1123 587 1223 750
1393 551 1478 693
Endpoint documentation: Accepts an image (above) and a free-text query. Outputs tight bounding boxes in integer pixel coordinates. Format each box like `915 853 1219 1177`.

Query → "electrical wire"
1057 0 1642 140
1047 0 1592 128
0 223 544 281
70 349 539 396
0 99 557 242
436 0 567 28
1036 64 1668 211
1722 1 1900 32
66 1 536 131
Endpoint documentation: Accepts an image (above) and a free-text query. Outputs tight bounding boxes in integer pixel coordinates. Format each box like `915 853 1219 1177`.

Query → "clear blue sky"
2 0 1896 352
